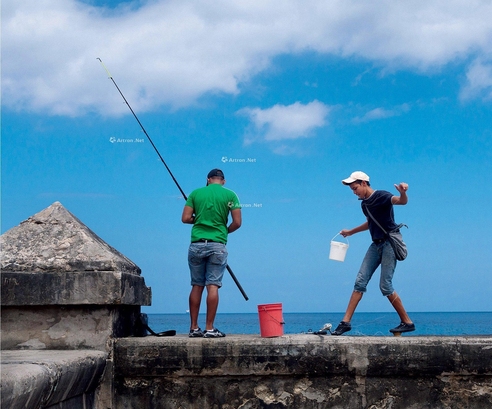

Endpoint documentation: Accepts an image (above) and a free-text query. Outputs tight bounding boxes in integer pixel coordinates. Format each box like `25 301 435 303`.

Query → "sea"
148 311 492 337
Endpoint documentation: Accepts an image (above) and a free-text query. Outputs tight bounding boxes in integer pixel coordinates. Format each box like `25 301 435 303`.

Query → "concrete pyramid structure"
1 210 156 408
1 201 140 274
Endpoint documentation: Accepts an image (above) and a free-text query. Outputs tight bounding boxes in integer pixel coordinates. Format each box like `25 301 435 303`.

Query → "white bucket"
329 234 349 262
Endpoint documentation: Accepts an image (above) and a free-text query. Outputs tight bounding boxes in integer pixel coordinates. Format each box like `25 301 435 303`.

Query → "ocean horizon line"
146 310 492 315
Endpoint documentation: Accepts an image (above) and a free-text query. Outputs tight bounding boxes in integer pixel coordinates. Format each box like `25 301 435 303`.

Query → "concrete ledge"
114 335 492 408
115 334 492 377
2 271 151 306
1 350 107 409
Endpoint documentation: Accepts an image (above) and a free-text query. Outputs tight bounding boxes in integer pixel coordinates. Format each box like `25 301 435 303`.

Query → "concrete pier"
113 334 492 409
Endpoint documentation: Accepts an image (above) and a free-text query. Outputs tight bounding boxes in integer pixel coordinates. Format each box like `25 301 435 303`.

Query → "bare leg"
189 285 204 329
342 291 363 323
387 292 412 324
205 284 219 331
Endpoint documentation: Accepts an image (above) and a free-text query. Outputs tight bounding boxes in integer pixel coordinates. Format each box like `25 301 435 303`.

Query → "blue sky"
2 0 492 315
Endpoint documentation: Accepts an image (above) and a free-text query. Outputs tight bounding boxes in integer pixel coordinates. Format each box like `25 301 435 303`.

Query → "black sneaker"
390 322 415 334
203 328 226 338
332 321 351 336
189 328 204 338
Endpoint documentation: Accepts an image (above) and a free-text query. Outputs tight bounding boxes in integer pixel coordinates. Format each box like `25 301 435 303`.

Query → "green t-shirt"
185 183 241 244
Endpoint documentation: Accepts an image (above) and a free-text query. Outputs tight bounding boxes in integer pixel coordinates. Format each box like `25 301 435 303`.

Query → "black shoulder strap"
364 204 408 234
364 204 388 235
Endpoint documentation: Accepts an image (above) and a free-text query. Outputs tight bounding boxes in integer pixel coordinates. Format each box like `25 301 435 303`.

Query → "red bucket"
257 303 284 337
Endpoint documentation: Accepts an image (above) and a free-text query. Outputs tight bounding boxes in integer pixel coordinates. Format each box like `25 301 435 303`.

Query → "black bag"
387 225 408 261
136 313 176 337
364 205 408 261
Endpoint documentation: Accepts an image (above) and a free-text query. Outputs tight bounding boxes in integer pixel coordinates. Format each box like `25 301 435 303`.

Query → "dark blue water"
148 311 492 337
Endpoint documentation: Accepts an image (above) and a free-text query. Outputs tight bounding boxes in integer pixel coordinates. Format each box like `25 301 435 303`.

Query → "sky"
2 0 492 316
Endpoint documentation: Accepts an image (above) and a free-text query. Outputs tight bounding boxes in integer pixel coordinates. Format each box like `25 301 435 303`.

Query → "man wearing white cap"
332 171 415 335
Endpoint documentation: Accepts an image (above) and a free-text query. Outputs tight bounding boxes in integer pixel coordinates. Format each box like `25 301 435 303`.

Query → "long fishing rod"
97 58 248 301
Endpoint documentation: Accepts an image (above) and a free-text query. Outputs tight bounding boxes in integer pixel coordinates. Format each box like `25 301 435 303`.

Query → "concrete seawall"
114 334 492 409
2 334 491 408
2 202 491 408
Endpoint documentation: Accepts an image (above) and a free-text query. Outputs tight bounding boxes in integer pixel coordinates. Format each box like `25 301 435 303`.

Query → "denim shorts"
188 242 228 287
353 240 397 296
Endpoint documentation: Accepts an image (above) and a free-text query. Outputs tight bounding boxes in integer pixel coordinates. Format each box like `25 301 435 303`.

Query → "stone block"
2 271 151 306
1 350 107 409
1 305 144 350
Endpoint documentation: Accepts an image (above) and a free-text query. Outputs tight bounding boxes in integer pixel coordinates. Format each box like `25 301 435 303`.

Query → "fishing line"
97 58 248 301
97 58 187 200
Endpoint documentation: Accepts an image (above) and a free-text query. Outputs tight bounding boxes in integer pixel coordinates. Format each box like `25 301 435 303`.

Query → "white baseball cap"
342 171 370 185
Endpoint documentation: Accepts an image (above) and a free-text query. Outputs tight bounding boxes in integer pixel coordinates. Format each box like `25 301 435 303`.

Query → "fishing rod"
97 58 249 301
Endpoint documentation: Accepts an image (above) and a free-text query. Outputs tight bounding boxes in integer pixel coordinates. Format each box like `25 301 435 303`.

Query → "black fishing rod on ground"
97 58 249 301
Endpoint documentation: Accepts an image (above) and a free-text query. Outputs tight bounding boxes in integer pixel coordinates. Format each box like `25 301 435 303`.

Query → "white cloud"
460 58 492 101
239 100 330 143
353 103 411 123
2 0 492 115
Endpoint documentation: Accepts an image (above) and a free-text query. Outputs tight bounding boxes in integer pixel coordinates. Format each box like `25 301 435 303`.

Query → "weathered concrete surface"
114 334 492 409
0 350 107 409
1 270 151 306
0 201 154 408
1 305 142 350
1 201 151 307
1 201 141 274
1 201 151 350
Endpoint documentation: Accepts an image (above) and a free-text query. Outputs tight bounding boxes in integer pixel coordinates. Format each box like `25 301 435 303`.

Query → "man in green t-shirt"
182 169 242 338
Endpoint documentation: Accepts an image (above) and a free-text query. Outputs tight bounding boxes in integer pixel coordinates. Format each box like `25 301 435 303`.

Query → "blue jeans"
188 242 228 287
354 241 397 296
